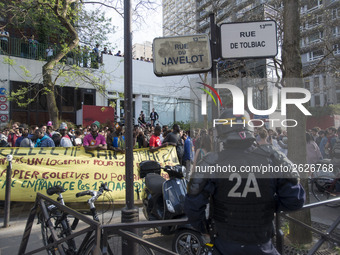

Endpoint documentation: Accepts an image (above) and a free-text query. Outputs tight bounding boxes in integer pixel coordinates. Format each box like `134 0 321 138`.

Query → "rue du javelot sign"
153 34 212 76
220 20 278 59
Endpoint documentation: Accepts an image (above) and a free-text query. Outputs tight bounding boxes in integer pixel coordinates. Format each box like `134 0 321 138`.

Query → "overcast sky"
100 2 163 54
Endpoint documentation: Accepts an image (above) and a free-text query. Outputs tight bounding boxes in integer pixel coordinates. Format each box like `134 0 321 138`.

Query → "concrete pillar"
134 94 142 125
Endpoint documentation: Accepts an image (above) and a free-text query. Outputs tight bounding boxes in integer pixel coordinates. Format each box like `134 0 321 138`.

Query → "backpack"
52 132 61 147
20 137 34 147
176 138 184 163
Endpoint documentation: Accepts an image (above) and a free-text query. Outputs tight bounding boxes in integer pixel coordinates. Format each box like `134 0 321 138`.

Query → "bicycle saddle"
47 185 66 196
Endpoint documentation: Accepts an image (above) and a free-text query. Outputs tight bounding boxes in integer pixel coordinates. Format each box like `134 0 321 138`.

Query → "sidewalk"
0 200 339 255
0 202 173 255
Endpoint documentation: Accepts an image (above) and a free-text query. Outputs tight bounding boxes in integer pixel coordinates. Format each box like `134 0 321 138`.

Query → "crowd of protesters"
252 125 340 169
4 120 339 172
0 120 193 163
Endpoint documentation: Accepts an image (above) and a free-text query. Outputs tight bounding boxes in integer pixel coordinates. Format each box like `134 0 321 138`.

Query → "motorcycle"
139 160 205 255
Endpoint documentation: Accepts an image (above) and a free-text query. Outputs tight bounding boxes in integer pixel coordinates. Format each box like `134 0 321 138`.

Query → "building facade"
163 0 340 109
300 0 340 107
132 41 153 61
163 0 197 36
0 49 192 127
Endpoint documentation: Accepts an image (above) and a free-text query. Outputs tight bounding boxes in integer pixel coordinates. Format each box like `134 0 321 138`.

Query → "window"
332 8 339 19
332 26 340 37
308 31 323 43
307 0 323 12
333 44 340 55
314 95 320 106
301 5 307 14
307 15 322 29
142 101 150 117
314 76 320 92
304 80 310 90
308 50 323 61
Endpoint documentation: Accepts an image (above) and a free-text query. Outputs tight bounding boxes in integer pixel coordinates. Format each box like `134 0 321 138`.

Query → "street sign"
0 104 8 111
220 20 278 59
0 88 6 95
0 114 8 122
153 34 212 76
0 96 7 103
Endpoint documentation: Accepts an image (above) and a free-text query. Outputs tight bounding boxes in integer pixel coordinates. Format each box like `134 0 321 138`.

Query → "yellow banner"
0 146 179 202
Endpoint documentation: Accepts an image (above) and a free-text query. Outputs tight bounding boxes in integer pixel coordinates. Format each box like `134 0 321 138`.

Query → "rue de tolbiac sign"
153 34 212 76
220 20 278 59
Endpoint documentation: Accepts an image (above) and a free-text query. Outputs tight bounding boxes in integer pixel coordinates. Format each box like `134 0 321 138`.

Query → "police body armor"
190 144 298 245
212 147 275 245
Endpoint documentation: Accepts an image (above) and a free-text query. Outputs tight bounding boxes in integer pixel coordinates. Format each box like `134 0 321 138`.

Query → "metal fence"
0 37 100 68
276 197 340 255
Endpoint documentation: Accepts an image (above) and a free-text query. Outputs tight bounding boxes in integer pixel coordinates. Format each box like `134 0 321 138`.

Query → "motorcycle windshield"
163 179 187 217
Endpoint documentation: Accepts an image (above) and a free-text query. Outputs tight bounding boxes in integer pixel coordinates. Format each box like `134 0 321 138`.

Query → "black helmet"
215 108 255 143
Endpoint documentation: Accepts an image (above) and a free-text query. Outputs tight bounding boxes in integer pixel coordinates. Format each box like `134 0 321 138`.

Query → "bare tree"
282 0 312 244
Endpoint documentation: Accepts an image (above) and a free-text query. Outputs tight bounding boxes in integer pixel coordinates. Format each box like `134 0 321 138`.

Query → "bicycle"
310 171 340 208
38 183 154 255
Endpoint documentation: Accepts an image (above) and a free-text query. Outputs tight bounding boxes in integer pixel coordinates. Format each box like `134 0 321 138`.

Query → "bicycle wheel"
39 211 57 255
311 176 339 207
39 203 77 254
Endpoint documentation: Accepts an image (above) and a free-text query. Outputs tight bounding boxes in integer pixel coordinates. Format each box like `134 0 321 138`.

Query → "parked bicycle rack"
275 197 340 255
18 192 340 255
18 193 102 255
18 192 187 255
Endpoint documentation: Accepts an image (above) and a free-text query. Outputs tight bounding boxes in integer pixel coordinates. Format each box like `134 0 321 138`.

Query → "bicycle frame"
18 193 101 255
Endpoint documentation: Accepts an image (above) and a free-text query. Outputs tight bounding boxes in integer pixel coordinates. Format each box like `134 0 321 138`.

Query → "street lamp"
258 83 266 110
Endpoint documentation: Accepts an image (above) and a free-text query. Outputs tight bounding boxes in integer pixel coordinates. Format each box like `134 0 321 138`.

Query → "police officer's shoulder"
188 152 217 196
253 144 300 185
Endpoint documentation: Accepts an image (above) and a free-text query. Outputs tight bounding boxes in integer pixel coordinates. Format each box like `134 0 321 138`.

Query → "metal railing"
17 191 187 255
276 197 340 255
15 177 340 254
0 37 101 68
18 193 101 255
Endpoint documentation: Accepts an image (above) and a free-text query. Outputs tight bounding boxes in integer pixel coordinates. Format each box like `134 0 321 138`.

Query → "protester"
150 108 159 127
83 121 107 151
8 122 21 147
149 125 168 152
163 124 183 164
34 128 55 147
182 130 194 179
59 122 73 147
306 132 322 166
73 129 83 146
112 125 125 152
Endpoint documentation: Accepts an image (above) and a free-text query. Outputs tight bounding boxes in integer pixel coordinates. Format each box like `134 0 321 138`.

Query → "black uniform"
185 144 305 255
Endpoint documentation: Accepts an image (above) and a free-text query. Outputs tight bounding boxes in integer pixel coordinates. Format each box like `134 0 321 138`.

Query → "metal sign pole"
210 13 220 152
3 154 13 228
122 0 139 254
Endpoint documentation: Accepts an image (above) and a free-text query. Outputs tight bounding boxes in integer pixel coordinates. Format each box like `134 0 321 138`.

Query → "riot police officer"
184 109 305 255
